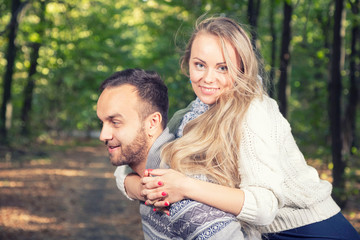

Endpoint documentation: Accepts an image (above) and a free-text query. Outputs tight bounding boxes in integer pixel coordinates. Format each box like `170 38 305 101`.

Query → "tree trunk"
278 0 292 117
21 1 46 136
268 0 277 98
21 43 40 135
0 0 28 143
330 0 346 208
247 0 261 49
342 0 359 156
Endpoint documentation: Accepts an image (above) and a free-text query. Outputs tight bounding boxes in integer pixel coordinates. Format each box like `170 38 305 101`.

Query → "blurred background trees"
0 0 359 207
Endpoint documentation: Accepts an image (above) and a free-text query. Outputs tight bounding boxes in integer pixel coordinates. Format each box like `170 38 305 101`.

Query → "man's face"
96 84 149 167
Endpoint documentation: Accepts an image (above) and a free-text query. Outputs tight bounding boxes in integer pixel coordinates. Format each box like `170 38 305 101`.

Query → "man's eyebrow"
107 114 124 120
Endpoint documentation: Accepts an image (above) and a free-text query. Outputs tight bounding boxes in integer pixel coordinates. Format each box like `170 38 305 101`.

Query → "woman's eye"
195 63 205 69
218 65 228 72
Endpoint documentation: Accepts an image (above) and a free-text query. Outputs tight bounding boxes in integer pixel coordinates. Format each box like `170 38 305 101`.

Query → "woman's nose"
203 69 215 83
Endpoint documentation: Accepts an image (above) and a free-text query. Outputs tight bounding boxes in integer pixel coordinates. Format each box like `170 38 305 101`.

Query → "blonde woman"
118 16 360 239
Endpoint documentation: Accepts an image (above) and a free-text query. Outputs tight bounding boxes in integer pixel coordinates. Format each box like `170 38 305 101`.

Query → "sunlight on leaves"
328 162 334 170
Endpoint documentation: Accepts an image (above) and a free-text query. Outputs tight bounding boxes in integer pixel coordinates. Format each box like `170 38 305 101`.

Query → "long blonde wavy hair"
161 16 266 188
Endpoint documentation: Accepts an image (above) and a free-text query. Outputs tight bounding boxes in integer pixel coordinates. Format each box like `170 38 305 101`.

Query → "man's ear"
145 112 162 138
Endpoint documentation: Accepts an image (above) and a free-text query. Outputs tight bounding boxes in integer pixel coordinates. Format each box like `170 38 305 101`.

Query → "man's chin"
109 156 124 166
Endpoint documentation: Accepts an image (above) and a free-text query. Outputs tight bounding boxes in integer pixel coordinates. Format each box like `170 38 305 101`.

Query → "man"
97 69 244 239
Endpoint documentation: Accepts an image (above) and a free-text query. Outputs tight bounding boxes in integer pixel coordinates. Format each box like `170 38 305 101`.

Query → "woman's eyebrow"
192 57 206 63
192 57 226 66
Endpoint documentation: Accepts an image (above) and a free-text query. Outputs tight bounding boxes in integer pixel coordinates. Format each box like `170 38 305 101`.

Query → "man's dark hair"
100 68 168 129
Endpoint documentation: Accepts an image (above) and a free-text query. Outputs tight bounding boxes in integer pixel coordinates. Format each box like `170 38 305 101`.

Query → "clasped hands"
140 169 189 215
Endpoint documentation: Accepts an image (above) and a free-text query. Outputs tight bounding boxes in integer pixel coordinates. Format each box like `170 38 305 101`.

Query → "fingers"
141 176 164 189
142 189 168 201
145 168 170 176
153 200 170 208
143 168 167 177
151 207 170 216
145 199 170 209
143 169 153 177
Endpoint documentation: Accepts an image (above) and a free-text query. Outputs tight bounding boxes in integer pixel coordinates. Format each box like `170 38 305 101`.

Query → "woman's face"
189 32 238 105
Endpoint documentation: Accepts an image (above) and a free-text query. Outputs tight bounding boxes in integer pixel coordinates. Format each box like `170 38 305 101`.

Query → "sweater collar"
176 98 209 137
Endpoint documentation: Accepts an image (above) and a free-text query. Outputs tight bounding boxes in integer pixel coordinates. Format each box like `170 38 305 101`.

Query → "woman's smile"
199 85 220 95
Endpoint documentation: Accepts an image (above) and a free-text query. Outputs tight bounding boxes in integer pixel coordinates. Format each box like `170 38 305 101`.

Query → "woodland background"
0 0 359 232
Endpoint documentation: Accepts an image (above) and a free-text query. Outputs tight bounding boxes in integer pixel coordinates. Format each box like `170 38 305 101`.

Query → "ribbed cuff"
236 189 258 222
114 166 135 201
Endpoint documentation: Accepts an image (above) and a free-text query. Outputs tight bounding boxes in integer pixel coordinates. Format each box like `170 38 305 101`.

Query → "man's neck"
130 161 147 177
129 129 163 177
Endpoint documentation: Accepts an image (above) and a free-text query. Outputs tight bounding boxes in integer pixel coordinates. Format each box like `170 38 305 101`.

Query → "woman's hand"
141 169 191 208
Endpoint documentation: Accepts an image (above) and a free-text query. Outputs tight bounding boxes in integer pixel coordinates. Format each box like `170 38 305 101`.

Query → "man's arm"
114 166 143 201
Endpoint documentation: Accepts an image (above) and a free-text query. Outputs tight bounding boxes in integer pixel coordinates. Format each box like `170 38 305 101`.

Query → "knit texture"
168 95 340 233
115 95 340 233
141 199 244 240
139 129 245 239
115 127 247 239
235 96 340 232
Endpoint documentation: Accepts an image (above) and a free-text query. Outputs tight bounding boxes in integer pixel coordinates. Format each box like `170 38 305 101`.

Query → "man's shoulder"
167 101 194 134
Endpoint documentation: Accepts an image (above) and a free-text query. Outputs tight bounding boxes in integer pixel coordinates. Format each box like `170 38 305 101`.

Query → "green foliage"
0 0 359 169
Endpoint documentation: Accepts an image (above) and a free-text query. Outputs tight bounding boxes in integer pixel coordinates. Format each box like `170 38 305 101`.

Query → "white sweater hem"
261 197 340 233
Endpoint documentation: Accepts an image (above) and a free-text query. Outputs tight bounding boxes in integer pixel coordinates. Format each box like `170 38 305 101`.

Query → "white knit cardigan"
237 95 339 233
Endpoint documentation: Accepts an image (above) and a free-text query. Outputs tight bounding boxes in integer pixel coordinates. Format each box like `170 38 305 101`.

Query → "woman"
119 16 360 239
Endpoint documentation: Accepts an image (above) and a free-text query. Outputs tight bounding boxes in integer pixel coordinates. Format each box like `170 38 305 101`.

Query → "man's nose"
99 125 112 142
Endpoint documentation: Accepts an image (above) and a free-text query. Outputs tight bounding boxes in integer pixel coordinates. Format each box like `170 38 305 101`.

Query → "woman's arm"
142 169 245 216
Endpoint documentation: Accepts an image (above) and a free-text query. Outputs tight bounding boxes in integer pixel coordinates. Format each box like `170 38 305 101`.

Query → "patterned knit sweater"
115 128 246 239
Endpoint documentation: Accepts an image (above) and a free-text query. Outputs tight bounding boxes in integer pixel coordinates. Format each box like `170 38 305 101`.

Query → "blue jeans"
262 212 360 240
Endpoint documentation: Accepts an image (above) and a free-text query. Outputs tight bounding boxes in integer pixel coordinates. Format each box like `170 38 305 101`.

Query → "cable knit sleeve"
236 96 285 226
114 166 136 201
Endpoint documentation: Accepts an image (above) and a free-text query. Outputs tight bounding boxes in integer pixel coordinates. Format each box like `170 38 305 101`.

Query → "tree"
0 0 27 143
268 0 277 98
342 0 360 156
20 1 46 136
278 0 293 117
330 0 346 207
247 0 261 49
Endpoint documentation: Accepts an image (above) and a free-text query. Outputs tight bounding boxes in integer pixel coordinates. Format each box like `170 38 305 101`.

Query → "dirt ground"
0 143 359 240
0 144 143 240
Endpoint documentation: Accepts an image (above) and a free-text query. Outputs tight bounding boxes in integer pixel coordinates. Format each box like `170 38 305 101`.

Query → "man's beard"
108 128 149 167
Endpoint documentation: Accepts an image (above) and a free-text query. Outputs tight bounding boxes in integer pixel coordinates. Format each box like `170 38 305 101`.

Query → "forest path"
0 143 359 240
0 144 143 240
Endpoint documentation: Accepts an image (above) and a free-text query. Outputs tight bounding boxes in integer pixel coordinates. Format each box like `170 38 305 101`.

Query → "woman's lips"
200 86 219 95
